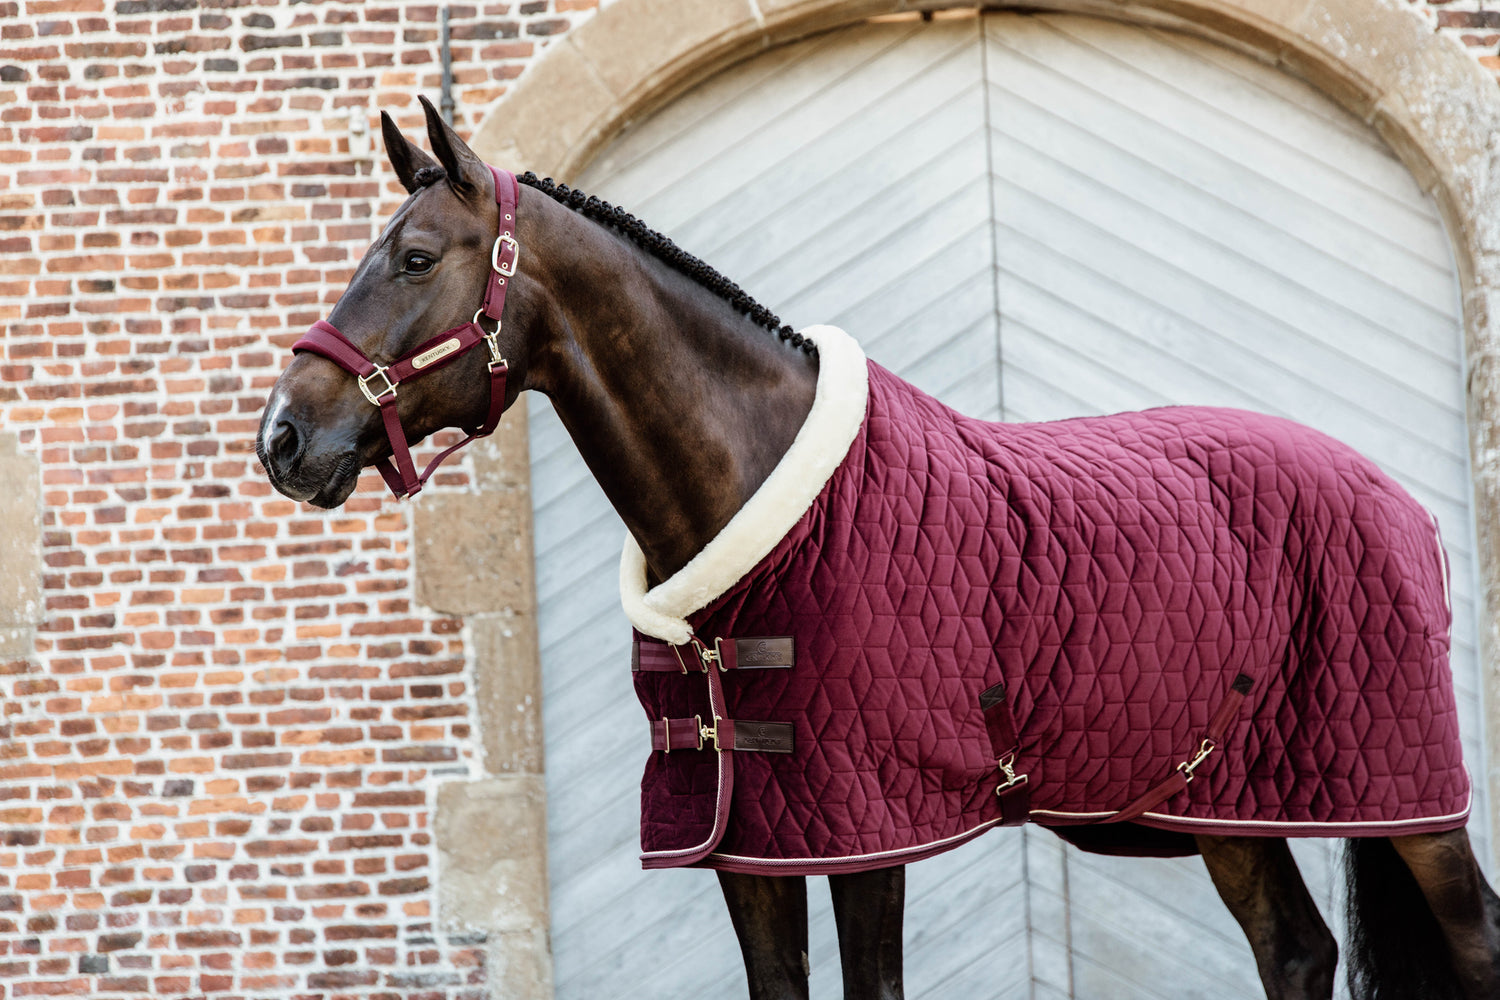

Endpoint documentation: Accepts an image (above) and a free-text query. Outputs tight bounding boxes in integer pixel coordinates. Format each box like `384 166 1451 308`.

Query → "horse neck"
518 195 818 583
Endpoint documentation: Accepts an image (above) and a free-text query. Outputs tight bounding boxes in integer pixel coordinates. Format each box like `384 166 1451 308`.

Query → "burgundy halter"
291 166 519 500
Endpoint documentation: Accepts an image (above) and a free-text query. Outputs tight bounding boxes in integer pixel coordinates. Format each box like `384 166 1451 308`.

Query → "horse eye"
404 253 435 275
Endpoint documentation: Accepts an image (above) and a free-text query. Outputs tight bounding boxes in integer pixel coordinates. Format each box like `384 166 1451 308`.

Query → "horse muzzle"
255 396 361 507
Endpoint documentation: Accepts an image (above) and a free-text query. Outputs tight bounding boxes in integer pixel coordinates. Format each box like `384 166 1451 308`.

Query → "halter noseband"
291 166 519 500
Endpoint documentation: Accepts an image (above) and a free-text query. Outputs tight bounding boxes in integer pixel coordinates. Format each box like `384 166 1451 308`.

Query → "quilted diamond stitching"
635 363 1469 867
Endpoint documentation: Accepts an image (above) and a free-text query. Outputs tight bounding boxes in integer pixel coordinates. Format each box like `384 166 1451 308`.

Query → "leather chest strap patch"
721 719 795 754
632 636 795 672
720 637 794 671
650 717 795 754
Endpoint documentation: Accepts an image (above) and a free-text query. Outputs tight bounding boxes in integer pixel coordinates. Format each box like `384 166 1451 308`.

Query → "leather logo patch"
734 637 794 668
412 338 461 370
732 721 794 754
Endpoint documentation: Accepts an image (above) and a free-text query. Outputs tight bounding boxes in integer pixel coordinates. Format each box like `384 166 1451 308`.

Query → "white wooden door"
529 13 1480 999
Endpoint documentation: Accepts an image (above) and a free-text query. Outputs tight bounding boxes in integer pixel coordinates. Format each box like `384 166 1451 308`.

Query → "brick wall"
1428 0 1500 74
0 1 594 997
0 0 1496 998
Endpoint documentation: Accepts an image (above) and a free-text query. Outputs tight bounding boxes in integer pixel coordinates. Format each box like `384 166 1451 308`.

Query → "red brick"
174 930 240 949
0 2 601 993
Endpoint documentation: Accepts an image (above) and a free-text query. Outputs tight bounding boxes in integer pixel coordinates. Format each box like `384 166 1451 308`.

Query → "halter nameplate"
412 337 461 370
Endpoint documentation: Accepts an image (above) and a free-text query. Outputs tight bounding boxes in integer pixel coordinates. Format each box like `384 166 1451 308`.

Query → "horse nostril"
270 418 303 472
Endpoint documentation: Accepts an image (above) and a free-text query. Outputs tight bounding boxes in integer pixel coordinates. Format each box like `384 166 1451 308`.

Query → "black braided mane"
410 166 815 356
515 173 816 358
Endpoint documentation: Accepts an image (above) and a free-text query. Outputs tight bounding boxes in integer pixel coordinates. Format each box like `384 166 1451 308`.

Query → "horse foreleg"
828 865 905 1000
1196 834 1336 1000
718 871 810 1000
1389 829 1500 1000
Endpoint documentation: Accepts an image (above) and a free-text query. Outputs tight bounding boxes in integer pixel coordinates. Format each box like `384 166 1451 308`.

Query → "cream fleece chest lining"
618 325 870 644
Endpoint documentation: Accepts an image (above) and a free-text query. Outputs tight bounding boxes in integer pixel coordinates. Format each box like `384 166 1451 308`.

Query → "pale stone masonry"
475 0 1500 993
6 0 1500 998
0 433 41 659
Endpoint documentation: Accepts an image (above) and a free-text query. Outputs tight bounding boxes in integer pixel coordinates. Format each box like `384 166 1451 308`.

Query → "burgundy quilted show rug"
621 325 1471 874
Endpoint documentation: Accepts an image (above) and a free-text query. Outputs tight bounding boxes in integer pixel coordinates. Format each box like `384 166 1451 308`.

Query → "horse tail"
1345 837 1463 999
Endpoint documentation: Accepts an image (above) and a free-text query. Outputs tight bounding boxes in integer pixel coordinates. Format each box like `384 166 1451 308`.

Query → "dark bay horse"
255 98 1500 1000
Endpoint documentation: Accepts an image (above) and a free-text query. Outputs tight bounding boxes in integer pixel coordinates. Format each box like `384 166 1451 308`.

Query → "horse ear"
381 110 438 194
420 94 488 198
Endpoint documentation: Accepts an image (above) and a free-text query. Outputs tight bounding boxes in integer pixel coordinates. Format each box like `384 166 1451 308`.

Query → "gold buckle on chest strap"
661 715 707 754
690 636 725 672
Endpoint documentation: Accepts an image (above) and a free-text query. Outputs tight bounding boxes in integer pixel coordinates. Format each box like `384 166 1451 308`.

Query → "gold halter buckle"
358 364 397 405
485 329 507 373
471 311 508 370
492 233 520 277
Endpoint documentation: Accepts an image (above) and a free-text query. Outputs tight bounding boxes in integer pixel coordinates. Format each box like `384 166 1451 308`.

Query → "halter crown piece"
291 166 519 500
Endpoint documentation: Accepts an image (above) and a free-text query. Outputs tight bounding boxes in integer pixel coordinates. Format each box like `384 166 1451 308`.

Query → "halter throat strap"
291 166 520 500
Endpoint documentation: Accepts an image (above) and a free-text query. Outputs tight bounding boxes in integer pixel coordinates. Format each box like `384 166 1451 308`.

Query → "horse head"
256 96 819 576
256 97 529 508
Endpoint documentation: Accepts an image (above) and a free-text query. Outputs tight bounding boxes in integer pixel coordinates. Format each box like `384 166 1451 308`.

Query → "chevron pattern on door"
527 12 1477 999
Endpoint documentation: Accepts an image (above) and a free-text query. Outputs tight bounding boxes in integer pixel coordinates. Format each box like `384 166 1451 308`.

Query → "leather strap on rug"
976 673 1256 829
650 717 794 754
635 636 796 756
979 683 1031 826
633 636 795 674
1102 673 1255 825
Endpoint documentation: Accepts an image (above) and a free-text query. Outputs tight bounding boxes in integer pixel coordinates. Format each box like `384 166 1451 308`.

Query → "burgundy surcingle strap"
979 683 1030 826
1102 672 1254 825
291 166 520 500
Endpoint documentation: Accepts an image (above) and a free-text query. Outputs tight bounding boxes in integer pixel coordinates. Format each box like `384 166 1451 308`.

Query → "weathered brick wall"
1426 0 1500 73
0 1 594 997
0 0 1497 998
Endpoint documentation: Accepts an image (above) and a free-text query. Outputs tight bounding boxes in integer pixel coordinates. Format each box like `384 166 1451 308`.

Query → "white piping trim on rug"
620 325 869 644
1028 782 1473 830
706 817 1004 869
638 747 731 862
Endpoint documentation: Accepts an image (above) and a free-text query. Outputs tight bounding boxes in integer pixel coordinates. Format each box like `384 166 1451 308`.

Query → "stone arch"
463 0 1500 892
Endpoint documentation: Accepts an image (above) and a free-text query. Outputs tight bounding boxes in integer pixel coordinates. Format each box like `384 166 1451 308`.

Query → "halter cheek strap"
291 166 520 500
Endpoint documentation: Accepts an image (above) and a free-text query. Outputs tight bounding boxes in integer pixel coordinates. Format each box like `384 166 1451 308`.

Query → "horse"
254 97 1500 1000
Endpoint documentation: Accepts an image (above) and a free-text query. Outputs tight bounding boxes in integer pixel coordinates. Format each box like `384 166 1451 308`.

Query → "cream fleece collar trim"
619 325 869 644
